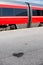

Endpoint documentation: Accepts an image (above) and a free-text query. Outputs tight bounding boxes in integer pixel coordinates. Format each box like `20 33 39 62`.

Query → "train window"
37 10 40 16
14 8 27 16
40 10 43 16
2 8 7 16
32 10 40 16
32 10 37 16
6 8 14 16
0 8 27 16
42 11 43 16
0 8 1 16
2 8 14 16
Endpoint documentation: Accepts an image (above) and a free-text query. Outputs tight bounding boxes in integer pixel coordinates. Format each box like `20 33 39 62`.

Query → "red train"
0 1 43 30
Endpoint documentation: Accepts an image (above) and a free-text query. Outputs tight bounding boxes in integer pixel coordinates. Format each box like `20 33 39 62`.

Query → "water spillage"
12 52 24 58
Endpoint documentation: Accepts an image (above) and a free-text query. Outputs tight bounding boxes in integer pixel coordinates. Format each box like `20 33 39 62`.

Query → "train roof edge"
0 0 43 7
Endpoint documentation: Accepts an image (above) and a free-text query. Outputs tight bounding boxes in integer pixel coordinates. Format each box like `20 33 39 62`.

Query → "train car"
0 1 43 30
31 3 43 27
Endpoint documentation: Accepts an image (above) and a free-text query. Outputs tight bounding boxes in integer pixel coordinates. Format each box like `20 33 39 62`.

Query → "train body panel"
0 16 28 24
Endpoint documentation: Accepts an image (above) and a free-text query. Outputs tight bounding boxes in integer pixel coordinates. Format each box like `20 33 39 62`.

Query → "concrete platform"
0 27 43 65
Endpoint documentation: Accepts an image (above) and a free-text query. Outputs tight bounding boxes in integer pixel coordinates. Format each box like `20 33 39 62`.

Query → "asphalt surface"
0 27 43 65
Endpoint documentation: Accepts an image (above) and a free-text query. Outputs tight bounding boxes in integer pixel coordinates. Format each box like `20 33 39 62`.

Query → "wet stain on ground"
25 43 28 45
12 52 24 58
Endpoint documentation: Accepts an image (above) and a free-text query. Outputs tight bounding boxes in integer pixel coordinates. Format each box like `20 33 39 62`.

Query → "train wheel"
38 22 43 27
10 24 17 30
38 24 42 27
5 26 10 30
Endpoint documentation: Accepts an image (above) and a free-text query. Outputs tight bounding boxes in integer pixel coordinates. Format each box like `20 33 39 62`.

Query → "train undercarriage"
0 22 43 31
0 24 17 31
